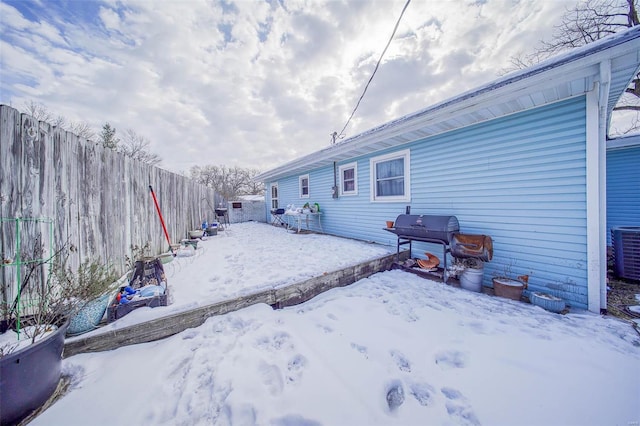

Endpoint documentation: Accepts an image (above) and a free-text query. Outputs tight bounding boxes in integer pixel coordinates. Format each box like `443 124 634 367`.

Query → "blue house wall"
268 96 590 309
606 144 640 244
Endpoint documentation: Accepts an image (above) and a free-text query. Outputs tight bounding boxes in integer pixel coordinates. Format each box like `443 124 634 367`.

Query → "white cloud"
99 5 121 31
0 0 580 175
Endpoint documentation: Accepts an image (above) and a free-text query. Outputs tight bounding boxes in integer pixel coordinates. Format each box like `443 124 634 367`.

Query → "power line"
332 0 412 144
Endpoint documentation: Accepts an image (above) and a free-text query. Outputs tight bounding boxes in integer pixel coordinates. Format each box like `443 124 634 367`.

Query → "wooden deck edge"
63 250 408 358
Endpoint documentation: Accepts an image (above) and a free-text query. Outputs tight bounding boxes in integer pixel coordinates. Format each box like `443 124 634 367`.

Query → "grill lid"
390 214 460 243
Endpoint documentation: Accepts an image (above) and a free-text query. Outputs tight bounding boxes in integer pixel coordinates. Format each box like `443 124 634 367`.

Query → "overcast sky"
0 0 576 175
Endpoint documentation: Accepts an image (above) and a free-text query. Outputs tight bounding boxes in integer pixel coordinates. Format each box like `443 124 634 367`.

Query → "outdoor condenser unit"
612 226 640 281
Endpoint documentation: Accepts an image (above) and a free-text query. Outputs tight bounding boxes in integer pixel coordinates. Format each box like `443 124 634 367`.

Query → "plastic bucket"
459 267 483 292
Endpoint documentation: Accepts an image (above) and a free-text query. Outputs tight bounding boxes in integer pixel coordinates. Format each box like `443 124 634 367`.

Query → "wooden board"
63 252 407 357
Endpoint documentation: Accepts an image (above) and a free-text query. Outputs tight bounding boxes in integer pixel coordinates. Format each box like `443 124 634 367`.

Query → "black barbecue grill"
384 214 493 280
391 214 460 242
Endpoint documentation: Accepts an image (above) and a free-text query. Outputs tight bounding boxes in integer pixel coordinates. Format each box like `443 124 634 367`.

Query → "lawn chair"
270 208 286 227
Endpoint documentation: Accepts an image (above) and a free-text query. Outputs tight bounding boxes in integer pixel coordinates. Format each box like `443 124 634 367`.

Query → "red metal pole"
149 185 174 254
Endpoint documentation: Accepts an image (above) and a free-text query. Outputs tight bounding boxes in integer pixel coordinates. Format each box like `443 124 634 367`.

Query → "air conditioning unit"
612 226 640 281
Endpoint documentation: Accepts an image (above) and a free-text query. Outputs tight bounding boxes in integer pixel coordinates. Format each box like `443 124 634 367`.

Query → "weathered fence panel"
0 104 216 313
228 199 266 224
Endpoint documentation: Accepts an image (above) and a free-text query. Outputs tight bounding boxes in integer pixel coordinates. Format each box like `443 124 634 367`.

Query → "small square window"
339 162 358 196
299 174 310 198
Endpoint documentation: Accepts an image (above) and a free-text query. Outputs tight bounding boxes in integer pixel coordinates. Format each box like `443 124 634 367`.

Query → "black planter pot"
0 321 68 426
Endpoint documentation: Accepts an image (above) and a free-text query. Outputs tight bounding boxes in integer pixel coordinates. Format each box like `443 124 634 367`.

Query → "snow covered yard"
72 222 395 335
34 223 640 425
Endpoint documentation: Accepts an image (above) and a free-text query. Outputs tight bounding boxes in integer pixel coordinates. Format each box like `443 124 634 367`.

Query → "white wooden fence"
0 104 217 311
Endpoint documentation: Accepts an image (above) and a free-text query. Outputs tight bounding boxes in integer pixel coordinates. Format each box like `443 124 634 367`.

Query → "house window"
339 162 358 196
299 174 309 198
270 183 278 209
370 149 410 202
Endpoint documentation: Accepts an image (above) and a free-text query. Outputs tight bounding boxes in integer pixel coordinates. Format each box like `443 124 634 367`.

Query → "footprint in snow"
271 331 292 350
315 323 333 333
390 350 411 372
258 361 284 395
384 302 419 322
441 387 463 400
441 387 480 426
350 342 368 358
385 380 405 412
286 354 307 384
255 331 293 352
459 320 487 334
408 381 435 406
434 349 467 369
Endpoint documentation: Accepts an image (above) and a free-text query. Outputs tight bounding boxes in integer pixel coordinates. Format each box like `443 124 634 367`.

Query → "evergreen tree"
99 123 119 150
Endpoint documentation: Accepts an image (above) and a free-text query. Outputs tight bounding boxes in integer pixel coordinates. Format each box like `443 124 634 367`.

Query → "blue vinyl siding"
607 145 640 243
268 96 589 308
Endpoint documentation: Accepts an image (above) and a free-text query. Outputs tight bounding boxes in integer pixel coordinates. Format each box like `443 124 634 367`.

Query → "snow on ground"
70 222 394 336
32 223 640 425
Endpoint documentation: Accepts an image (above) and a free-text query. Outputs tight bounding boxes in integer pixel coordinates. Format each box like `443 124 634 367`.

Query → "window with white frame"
299 174 310 198
339 162 358 196
370 149 410 202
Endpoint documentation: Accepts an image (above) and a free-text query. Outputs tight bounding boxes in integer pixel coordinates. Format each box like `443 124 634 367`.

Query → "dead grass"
607 276 640 321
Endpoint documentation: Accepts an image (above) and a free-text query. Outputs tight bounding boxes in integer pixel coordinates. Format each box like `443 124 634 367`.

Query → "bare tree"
243 169 266 195
24 100 53 122
508 0 639 133
511 0 638 67
190 165 217 188
68 121 96 140
22 100 96 140
190 165 263 201
19 101 163 153
119 129 162 166
542 0 637 53
23 100 65 127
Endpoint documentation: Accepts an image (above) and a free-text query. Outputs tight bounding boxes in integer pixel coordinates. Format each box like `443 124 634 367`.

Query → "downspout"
597 60 611 314
586 61 611 313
